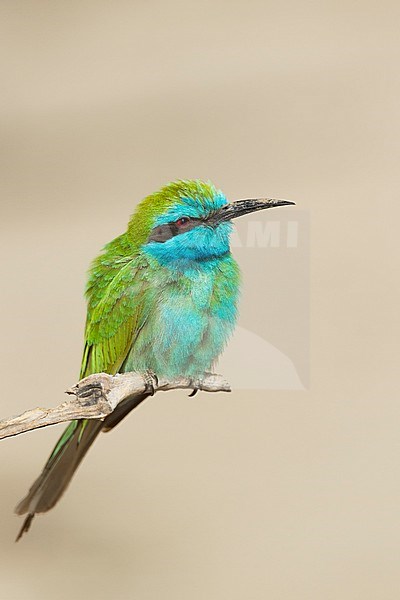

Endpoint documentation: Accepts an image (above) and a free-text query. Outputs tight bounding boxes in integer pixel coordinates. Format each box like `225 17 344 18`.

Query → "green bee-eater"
15 180 293 539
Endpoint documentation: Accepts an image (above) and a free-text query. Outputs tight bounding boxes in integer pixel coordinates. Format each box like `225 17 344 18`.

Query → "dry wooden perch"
0 372 231 441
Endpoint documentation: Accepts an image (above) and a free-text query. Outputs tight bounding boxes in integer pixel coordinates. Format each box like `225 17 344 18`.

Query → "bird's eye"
176 217 190 227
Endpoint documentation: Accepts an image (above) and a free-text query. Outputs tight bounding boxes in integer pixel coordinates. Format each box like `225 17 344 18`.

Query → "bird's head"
128 180 294 266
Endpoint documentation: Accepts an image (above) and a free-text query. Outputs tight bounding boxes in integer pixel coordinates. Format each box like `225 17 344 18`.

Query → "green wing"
81 267 144 377
49 248 150 460
81 238 150 378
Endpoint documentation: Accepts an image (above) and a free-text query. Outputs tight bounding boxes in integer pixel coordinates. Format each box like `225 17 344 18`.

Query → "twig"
0 372 231 440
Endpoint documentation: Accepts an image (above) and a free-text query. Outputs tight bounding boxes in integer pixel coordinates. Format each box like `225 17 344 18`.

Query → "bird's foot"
143 370 159 396
75 382 105 405
188 375 207 397
188 372 231 396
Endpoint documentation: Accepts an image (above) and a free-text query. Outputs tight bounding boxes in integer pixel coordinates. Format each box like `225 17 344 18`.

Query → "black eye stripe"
148 218 201 243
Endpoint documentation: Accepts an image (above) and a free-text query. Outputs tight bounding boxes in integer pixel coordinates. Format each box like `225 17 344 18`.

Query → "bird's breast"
123 257 239 378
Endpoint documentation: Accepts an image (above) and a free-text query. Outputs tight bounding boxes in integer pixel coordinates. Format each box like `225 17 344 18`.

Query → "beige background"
1 1 399 598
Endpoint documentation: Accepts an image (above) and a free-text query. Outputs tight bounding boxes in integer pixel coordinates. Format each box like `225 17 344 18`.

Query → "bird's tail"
15 418 103 541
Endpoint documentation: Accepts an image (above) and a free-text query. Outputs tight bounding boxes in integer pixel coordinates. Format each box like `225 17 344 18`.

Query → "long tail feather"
15 419 103 540
15 392 150 540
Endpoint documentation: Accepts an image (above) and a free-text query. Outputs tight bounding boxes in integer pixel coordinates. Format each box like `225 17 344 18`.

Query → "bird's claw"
187 372 229 396
188 377 203 397
76 383 104 405
143 370 158 396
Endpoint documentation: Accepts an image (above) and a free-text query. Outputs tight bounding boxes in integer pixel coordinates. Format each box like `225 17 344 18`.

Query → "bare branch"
0 372 231 440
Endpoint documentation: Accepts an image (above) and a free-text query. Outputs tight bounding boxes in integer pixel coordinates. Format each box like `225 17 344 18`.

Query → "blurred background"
1 1 399 598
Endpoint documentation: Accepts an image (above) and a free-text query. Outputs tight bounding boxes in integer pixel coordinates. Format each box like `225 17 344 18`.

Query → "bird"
15 179 294 539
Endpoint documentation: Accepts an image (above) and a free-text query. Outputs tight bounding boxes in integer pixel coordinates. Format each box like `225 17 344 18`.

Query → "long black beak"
212 198 295 223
